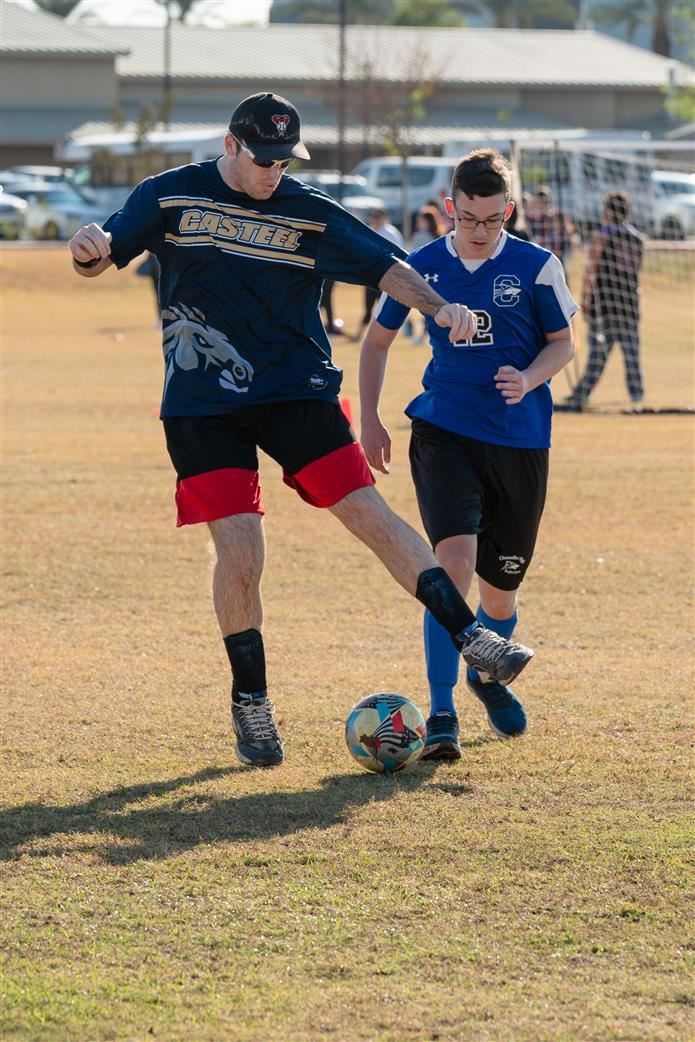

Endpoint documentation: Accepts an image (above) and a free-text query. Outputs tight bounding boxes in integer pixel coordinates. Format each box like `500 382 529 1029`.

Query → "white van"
350 156 456 228
443 136 663 236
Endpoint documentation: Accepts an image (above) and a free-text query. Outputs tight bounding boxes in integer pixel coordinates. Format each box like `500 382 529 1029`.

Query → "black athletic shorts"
409 417 549 591
163 400 374 526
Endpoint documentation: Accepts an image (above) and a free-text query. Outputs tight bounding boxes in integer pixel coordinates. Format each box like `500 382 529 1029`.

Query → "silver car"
3 180 106 240
0 187 28 240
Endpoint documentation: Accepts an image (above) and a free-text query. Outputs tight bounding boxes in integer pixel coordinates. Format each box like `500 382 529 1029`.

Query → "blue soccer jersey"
376 231 578 448
103 161 406 416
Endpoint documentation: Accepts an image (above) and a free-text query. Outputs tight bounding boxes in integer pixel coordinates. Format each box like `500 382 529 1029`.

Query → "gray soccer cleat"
457 623 533 686
232 693 284 767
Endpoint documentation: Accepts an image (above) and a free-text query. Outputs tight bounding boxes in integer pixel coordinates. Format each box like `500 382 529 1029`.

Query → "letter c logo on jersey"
493 274 522 308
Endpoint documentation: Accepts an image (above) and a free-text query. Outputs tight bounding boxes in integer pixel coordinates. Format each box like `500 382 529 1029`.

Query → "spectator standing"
527 185 573 278
566 192 644 410
409 206 445 250
352 207 404 340
504 202 530 242
408 207 447 343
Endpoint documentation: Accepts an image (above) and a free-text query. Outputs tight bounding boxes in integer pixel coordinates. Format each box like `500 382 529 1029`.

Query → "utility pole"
337 0 347 204
162 0 173 129
576 0 593 31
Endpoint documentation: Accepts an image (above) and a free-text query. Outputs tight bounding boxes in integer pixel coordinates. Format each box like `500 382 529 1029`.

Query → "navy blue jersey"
376 232 578 449
103 160 406 416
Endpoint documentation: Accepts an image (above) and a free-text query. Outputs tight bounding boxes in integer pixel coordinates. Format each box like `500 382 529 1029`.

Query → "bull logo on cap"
272 114 291 137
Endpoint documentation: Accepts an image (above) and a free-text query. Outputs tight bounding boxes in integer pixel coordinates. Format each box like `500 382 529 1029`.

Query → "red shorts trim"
282 442 375 508
175 467 263 526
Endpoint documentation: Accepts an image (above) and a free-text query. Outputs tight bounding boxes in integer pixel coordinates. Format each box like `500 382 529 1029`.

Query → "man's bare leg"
329 485 440 595
208 513 264 635
330 486 533 686
208 513 283 767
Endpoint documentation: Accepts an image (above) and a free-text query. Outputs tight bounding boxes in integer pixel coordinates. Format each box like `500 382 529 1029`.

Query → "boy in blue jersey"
68 96 535 769
360 148 577 759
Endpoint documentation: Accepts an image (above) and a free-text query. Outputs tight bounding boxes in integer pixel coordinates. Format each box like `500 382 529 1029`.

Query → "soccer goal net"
510 139 694 412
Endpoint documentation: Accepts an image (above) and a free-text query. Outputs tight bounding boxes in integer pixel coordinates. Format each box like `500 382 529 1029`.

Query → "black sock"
415 568 476 649
223 628 267 702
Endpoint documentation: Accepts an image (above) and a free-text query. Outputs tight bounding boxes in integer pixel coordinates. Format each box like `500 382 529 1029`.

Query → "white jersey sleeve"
534 253 579 330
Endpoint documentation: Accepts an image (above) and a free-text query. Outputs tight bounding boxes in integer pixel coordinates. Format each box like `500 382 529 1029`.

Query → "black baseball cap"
228 92 310 161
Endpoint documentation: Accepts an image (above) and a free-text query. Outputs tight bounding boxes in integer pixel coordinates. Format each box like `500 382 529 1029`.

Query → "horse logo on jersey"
272 114 291 138
493 274 522 308
161 303 254 394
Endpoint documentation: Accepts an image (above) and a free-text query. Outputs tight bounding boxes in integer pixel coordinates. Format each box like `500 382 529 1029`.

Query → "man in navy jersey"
360 148 577 759
68 96 535 769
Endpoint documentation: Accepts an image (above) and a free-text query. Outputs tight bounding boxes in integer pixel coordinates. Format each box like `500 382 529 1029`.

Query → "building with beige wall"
0 4 123 166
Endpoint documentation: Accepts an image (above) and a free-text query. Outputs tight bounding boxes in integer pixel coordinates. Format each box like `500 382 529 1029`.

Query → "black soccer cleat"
232 693 284 767
421 711 461 761
457 623 533 686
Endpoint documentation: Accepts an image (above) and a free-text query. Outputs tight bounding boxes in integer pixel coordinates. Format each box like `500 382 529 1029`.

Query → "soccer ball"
345 692 426 773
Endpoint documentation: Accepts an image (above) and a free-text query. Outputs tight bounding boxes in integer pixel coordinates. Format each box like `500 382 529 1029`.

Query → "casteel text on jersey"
179 208 303 251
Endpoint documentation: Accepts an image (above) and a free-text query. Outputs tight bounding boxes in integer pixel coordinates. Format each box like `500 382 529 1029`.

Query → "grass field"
1 245 693 1042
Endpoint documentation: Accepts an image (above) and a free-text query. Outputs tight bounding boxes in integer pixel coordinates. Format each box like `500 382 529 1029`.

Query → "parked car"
651 171 695 239
2 181 106 240
0 187 28 239
349 156 456 227
301 171 387 223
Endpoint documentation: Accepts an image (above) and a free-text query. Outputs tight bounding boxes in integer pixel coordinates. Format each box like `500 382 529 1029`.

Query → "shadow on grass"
0 760 469 865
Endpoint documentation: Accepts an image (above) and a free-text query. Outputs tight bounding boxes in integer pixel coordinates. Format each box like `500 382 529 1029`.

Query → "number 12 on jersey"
453 308 493 347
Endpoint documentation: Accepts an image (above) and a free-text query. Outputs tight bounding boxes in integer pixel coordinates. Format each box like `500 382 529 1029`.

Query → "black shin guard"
223 628 267 700
415 568 476 648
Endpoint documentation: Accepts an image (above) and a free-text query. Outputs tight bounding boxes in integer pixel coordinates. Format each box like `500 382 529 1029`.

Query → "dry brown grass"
1 246 693 1042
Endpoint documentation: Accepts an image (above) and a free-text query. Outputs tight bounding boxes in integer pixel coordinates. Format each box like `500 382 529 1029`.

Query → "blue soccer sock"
467 605 518 685
424 609 460 716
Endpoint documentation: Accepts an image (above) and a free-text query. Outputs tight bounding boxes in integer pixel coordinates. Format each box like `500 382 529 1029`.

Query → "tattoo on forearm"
379 260 447 317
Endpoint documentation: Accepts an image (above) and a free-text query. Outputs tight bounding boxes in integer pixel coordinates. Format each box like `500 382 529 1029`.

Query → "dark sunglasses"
234 137 293 171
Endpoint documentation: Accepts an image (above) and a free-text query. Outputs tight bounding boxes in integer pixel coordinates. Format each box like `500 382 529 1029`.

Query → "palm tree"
451 0 578 29
269 0 395 24
32 0 83 16
591 0 676 57
155 0 212 23
390 0 466 27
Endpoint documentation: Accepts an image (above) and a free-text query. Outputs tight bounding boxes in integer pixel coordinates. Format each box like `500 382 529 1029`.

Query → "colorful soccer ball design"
345 693 426 773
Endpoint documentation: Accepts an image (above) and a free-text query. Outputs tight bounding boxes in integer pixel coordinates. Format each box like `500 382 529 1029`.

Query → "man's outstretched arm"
379 259 476 343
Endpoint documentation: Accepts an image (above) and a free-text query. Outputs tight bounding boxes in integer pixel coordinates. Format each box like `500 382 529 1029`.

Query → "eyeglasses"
234 137 293 171
451 202 510 230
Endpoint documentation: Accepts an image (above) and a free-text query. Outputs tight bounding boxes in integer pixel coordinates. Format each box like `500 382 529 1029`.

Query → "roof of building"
1 2 126 57
85 23 694 89
2 6 692 89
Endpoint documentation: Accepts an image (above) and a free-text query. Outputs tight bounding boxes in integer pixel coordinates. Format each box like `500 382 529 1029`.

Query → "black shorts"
163 400 374 526
409 418 549 591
